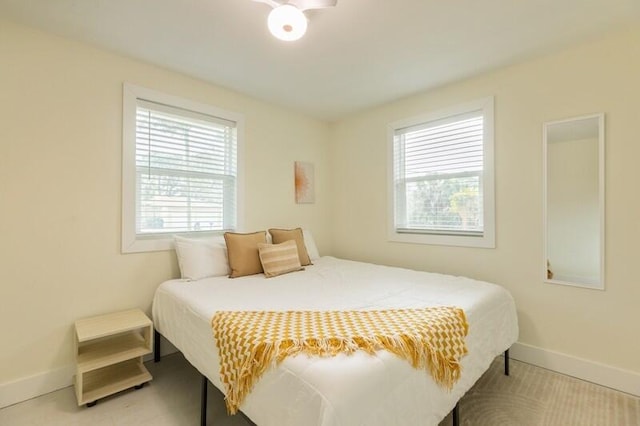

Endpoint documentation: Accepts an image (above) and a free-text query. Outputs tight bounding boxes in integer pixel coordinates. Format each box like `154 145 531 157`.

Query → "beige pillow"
224 231 267 278
268 228 312 266
258 240 304 278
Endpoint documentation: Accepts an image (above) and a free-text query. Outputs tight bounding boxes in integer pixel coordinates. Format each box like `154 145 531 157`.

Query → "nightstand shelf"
74 309 153 407
81 359 151 404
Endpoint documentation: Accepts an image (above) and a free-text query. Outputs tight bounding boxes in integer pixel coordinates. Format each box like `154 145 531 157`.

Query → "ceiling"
2 0 639 121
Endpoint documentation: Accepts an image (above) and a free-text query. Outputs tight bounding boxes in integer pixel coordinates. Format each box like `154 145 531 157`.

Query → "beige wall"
330 25 640 373
2 15 639 394
0 19 331 385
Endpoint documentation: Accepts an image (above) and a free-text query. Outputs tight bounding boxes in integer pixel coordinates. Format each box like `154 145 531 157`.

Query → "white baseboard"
0 364 74 409
510 342 640 397
0 336 179 409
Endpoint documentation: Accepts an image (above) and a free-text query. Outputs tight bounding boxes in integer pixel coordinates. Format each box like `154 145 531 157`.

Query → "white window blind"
135 99 237 236
393 110 484 236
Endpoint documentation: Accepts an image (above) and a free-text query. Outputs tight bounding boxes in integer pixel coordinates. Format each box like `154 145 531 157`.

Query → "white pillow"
174 235 230 280
302 229 320 260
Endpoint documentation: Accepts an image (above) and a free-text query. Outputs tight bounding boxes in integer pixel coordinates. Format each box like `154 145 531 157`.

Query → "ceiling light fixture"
268 5 307 41
253 0 338 42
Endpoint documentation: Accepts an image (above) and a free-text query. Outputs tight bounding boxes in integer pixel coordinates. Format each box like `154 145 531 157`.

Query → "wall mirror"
543 113 604 289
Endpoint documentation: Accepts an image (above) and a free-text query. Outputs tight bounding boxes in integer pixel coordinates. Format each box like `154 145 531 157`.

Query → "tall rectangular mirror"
543 113 604 289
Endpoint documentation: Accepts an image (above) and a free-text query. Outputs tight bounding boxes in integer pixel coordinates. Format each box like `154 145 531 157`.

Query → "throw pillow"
268 228 312 266
258 240 304 278
224 231 267 278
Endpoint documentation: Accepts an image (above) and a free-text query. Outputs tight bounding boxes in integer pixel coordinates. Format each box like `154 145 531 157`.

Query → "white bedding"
152 256 518 426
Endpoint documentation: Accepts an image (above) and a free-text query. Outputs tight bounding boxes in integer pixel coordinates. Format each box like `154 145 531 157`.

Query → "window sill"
387 230 495 248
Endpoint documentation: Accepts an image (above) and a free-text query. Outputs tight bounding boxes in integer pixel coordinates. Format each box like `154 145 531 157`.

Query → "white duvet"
152 256 518 426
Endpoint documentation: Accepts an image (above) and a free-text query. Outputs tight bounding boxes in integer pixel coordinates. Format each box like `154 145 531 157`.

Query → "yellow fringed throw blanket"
211 306 468 414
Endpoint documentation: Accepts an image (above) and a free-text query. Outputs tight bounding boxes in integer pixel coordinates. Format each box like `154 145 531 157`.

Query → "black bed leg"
452 402 459 426
504 349 510 376
201 375 208 426
154 329 161 362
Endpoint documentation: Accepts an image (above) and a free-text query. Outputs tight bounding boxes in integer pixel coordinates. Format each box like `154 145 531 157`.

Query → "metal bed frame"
154 329 510 426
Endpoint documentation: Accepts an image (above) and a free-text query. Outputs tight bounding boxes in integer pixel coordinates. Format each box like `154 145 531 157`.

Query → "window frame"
387 97 495 248
122 83 244 253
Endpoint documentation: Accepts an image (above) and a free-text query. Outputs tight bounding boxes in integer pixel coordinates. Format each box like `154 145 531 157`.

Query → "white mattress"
152 256 518 426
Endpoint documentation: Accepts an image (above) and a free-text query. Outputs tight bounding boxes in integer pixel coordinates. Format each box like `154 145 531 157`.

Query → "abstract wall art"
294 161 315 204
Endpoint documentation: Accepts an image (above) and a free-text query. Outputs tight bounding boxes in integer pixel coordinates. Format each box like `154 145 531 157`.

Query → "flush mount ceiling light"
268 5 307 41
253 0 337 42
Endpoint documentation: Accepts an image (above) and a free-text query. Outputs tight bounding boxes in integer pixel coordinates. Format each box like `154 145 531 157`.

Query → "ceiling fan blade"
289 0 337 11
251 0 284 8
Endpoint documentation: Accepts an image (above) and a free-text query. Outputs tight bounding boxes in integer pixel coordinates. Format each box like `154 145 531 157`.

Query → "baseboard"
0 364 75 409
0 336 179 409
510 342 640 397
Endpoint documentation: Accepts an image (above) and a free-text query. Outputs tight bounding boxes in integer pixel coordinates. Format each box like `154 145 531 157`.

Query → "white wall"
329 25 640 377
0 18 331 399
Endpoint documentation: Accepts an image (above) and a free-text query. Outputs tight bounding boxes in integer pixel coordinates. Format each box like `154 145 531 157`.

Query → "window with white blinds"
122 84 243 253
388 97 494 248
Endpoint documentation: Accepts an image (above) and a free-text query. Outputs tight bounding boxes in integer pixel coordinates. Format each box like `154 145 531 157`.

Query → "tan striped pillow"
258 240 304 278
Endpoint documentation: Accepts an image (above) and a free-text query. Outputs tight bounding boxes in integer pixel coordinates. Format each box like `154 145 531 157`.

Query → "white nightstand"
74 308 153 407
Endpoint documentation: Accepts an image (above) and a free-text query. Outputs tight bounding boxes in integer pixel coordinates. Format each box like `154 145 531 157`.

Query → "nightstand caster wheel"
86 401 97 408
134 383 146 390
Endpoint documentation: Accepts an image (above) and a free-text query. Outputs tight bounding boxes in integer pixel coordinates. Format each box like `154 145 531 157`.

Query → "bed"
152 254 518 426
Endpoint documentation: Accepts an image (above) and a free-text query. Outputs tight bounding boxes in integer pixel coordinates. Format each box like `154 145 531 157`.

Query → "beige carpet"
440 357 640 426
1 353 638 425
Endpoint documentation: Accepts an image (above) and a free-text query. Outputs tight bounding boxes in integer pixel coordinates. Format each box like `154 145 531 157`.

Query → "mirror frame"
543 113 605 290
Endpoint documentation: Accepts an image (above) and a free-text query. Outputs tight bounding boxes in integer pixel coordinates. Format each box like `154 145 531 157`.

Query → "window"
388 97 494 248
122 83 243 253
